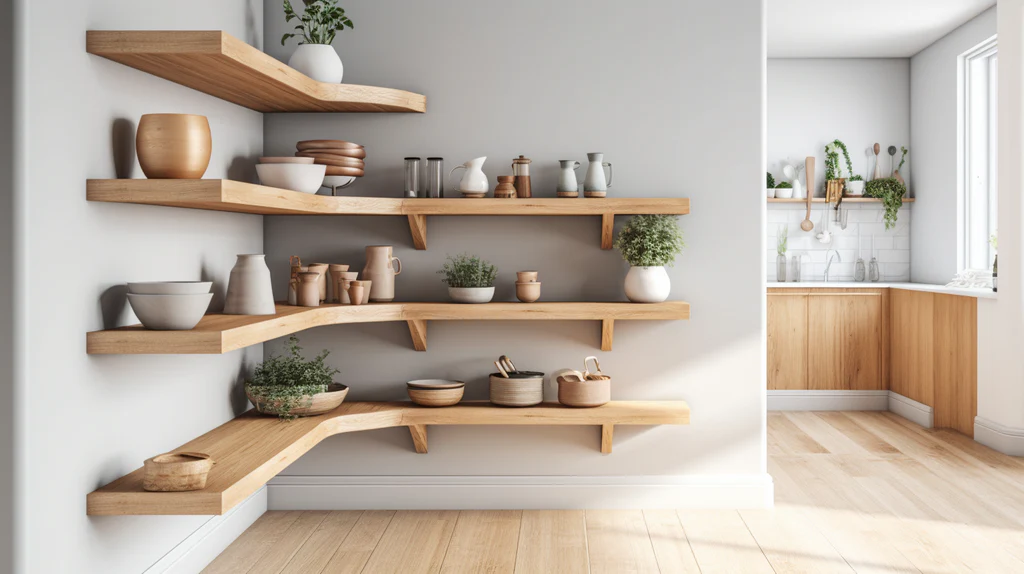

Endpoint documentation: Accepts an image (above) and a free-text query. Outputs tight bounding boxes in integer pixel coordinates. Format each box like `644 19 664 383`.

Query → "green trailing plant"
777 225 788 256
282 0 354 46
614 215 685 267
824 140 854 181
245 336 339 420
438 254 498 288
848 175 863 182
766 172 776 189
898 146 908 171
864 177 907 230
775 181 792 189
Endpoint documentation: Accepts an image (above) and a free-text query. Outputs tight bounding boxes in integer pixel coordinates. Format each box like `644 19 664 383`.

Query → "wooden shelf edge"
86 401 690 515
87 302 691 355
768 197 915 203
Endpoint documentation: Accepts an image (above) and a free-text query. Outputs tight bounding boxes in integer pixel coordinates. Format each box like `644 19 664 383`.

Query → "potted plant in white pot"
439 253 498 304
614 215 685 303
282 0 354 83
775 181 793 199
845 174 865 196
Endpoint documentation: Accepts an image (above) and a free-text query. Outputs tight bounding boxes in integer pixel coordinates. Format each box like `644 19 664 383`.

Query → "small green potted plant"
766 172 776 199
864 177 907 230
439 254 498 304
775 181 793 199
282 0 354 83
245 336 346 419
846 174 865 196
614 215 685 303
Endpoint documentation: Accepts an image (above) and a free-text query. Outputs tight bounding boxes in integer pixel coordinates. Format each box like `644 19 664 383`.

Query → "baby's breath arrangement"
245 336 339 420
438 254 498 288
614 215 685 267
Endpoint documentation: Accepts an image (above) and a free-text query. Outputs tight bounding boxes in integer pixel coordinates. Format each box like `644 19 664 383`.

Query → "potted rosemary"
282 0 354 83
245 336 346 419
439 254 498 304
614 214 685 303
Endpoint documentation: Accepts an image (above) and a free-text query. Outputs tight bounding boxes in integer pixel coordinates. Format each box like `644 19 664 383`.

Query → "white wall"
15 1 264 572
768 59 911 196
260 0 769 507
910 7 997 284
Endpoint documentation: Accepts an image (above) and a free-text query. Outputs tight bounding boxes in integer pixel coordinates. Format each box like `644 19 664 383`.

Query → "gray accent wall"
910 7 997 284
262 0 767 484
16 1 263 572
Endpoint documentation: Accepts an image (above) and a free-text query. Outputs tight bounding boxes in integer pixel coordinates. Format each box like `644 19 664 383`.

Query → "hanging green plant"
864 177 907 230
898 146 908 171
824 140 854 181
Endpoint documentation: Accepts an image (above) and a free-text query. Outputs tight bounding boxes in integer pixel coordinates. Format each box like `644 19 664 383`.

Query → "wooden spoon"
873 143 882 180
801 156 815 232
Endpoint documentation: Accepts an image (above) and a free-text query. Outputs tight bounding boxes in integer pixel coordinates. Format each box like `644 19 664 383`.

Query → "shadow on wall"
99 284 129 330
111 118 136 179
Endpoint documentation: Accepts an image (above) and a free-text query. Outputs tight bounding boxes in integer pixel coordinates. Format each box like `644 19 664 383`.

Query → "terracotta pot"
348 280 365 306
136 114 212 179
297 271 320 307
362 246 401 302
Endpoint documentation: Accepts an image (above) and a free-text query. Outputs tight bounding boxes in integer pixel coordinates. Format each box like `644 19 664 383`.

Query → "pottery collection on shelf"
136 114 212 179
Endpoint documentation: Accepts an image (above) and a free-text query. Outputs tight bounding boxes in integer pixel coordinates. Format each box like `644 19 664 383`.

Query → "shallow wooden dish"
143 452 214 492
246 383 350 417
407 379 465 390
408 384 464 407
296 140 364 151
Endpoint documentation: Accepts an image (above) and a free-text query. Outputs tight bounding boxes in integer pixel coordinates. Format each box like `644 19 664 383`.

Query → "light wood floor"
204 412 1024 573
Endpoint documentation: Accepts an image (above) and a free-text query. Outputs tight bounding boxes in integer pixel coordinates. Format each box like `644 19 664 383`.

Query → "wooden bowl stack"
295 139 366 181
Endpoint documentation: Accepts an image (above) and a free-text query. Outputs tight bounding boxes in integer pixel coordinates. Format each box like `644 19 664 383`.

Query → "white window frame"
958 36 998 273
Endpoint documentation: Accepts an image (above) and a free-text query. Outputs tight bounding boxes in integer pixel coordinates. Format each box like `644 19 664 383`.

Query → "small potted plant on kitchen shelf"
766 172 776 199
775 181 793 199
245 336 347 420
282 0 354 83
776 225 788 282
824 140 854 203
846 175 865 196
893 146 909 187
615 214 685 303
864 177 907 230
439 253 498 304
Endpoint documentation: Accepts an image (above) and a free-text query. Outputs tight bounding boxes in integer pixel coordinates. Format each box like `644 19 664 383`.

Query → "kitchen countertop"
767 281 997 299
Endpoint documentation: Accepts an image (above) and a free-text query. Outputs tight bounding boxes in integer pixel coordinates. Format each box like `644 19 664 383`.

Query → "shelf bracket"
601 319 614 352
408 214 427 250
408 424 428 453
601 213 615 249
601 424 614 454
407 319 428 352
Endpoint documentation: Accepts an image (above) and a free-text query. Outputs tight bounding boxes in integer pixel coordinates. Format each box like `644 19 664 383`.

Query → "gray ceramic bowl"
127 293 213 330
127 281 213 295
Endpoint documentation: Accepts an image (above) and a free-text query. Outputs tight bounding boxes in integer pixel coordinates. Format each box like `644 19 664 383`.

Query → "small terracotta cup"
517 271 539 283
348 281 365 306
328 264 350 302
337 271 359 304
516 281 542 303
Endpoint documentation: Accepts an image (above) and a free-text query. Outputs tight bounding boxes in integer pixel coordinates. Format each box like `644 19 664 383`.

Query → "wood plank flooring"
204 412 1024 573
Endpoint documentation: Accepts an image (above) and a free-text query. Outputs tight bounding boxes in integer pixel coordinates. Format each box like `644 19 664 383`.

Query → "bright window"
960 37 998 272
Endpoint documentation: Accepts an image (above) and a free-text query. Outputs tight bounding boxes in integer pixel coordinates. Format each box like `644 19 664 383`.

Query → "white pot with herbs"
439 253 497 304
245 336 348 419
282 0 354 83
615 214 685 303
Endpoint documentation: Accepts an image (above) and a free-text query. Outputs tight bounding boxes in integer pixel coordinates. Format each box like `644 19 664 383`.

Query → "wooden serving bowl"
407 380 465 407
136 114 212 179
246 383 350 417
143 452 214 492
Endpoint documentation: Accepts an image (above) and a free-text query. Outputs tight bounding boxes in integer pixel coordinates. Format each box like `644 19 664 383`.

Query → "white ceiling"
768 0 996 58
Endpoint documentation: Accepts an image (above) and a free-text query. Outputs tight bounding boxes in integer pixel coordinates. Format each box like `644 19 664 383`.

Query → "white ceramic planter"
288 44 344 83
766 187 776 199
448 286 495 304
224 254 277 315
624 266 671 303
775 186 794 199
845 180 865 195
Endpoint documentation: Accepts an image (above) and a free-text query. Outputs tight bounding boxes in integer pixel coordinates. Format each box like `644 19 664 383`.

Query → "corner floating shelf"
86 301 690 354
86 179 691 250
768 197 915 203
86 400 691 515
86 31 426 113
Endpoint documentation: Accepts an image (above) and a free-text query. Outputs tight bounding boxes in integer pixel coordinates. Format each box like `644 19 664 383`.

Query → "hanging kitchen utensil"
801 156 815 232
887 146 897 177
499 355 517 375
873 143 883 180
583 356 611 381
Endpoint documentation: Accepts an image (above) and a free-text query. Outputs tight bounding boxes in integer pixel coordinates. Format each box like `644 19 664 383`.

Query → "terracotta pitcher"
362 246 402 302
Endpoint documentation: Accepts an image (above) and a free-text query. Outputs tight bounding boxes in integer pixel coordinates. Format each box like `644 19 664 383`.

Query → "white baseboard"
975 417 1024 456
767 390 889 411
268 474 774 510
144 487 267 574
887 392 933 428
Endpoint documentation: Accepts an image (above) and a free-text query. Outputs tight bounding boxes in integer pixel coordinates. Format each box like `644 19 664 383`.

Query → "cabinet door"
767 294 807 390
807 295 844 390
890 289 934 404
807 294 883 390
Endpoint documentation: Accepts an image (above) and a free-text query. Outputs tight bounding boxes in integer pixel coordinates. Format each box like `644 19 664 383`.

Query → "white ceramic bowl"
256 163 327 194
258 156 314 164
448 286 495 304
127 293 213 330
127 281 213 295
322 175 357 190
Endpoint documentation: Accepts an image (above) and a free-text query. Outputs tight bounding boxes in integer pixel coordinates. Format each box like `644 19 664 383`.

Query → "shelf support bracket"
407 319 428 352
409 425 428 453
601 319 614 352
601 214 615 250
408 214 427 250
601 424 614 454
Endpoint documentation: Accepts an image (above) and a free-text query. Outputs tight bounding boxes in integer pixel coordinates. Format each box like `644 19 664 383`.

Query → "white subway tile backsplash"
878 249 910 263
881 263 910 280
873 236 894 250
768 211 792 223
895 236 910 250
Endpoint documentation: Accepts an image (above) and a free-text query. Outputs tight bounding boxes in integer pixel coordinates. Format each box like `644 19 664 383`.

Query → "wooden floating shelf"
86 401 691 515
86 31 426 113
86 179 691 250
87 302 690 355
768 197 915 203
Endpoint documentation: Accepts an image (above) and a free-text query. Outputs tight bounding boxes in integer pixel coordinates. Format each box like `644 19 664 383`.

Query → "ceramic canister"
337 271 359 304
307 263 329 302
327 264 350 302
224 254 276 315
362 246 401 302
296 272 321 307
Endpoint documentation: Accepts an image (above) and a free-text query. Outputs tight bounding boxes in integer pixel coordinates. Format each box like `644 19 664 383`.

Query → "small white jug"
557 160 581 193
448 157 489 195
584 153 613 192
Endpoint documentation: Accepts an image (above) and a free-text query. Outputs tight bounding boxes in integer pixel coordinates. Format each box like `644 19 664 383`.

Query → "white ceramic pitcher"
448 157 489 195
584 153 613 192
558 160 581 193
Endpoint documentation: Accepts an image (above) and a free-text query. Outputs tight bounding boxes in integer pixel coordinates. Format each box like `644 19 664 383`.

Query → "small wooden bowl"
515 281 542 303
325 165 365 177
143 452 214 492
408 382 464 407
295 151 366 169
247 383 350 417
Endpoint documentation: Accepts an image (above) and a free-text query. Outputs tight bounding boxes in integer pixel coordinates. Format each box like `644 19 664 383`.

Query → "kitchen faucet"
825 249 842 282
